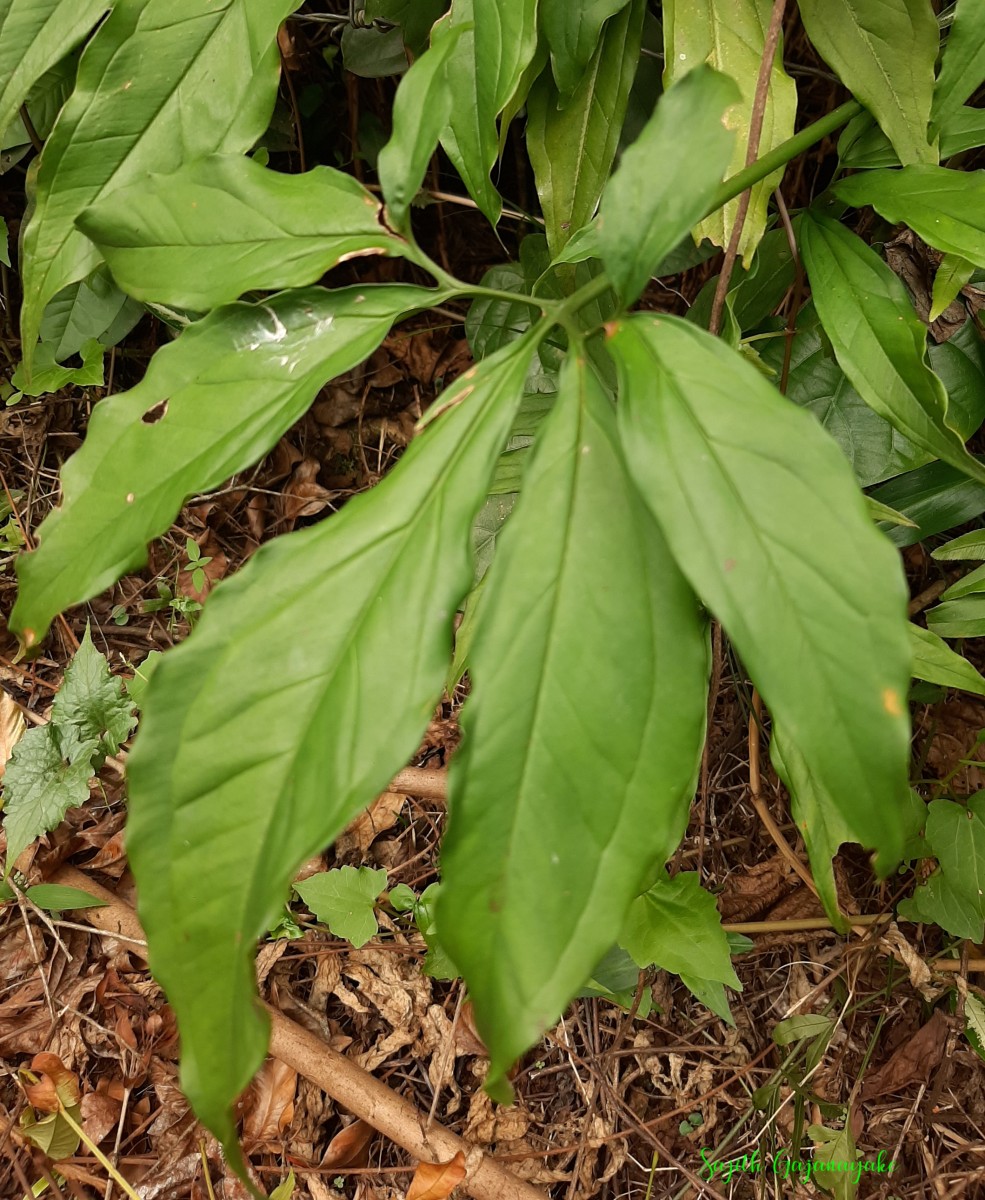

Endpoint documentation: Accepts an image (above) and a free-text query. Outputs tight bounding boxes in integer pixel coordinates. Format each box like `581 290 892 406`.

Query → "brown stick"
389 766 448 801
50 866 546 1200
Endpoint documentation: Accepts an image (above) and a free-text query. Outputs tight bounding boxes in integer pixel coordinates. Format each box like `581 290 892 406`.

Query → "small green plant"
5 0 985 1189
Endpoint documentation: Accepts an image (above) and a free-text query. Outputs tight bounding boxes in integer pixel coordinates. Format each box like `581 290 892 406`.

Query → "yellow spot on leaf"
882 688 902 717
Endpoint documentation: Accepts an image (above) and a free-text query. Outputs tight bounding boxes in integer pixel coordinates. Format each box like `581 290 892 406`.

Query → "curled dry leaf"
335 792 407 861
242 1058 297 1144
405 1151 467 1200
322 1117 375 1169
23 1052 81 1112
279 458 336 528
0 691 26 780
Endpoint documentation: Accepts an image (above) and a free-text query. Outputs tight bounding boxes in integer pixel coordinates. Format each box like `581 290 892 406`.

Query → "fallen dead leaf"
336 793 407 861
23 1053 81 1112
862 1010 949 1099
81 1078 125 1144
405 1151 467 1200
322 1117 375 1169
279 458 335 527
0 691 26 779
243 1058 297 1143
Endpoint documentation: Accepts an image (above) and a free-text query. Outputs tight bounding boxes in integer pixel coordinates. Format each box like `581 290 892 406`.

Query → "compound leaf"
662 0 797 264
78 156 405 310
835 167 985 269
293 867 387 948
439 354 710 1099
0 0 108 144
18 0 295 377
797 0 937 165
124 337 534 1158
800 213 985 488
611 315 911 867
12 285 439 646
526 0 645 257
598 66 738 304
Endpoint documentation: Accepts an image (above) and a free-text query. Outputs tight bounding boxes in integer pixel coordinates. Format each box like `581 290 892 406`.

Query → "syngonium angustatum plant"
6 0 985 1188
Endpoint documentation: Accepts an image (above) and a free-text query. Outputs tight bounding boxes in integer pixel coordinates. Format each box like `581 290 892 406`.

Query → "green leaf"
377 17 465 235
965 991 985 1064
611 314 911 866
773 1014 835 1045
293 867 387 948
597 66 739 305
126 651 164 709
2 725 95 874
124 336 534 1153
807 1122 860 1200
932 528 985 560
439 354 710 1099
870 457 985 548
835 167 985 269
78 155 404 310
340 24 408 77
927 593 985 637
840 103 985 169
899 798 985 938
526 0 645 257
439 0 539 225
678 974 734 1025
12 285 438 645
800 213 985 488
269 1169 297 1200
0 0 108 144
910 623 985 695
932 0 985 130
365 0 448 56
19 1105 82 1162
866 497 917 528
53 626 135 760
24 883 108 911
18 0 296 377
931 254 975 322
39 266 143 363
540 0 631 96
942 561 985 599
797 0 937 166
621 872 739 992
11 338 104 399
662 0 797 265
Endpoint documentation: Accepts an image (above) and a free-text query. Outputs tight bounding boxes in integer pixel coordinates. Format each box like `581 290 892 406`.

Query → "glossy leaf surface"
662 0 797 264
835 167 985 268
526 0 645 256
800 213 985 487
18 0 294 374
78 156 403 310
797 0 937 165
612 315 911 864
12 286 439 644
439 354 709 1098
126 338 534 1151
598 66 738 304
0 0 107 143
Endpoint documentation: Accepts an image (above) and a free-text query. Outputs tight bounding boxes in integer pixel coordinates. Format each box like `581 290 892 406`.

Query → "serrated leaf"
378 17 464 234
611 315 911 867
797 0 937 166
39 267 142 363
0 0 108 145
2 725 96 874
540 0 631 96
78 155 405 310
773 1014 835 1045
662 0 797 265
835 167 985 269
932 0 985 131
439 354 710 1099
25 883 108 911
53 627 135 760
12 285 438 645
439 0 539 226
293 867 387 948
124 336 534 1154
526 0 645 257
910 623 985 695
800 213 985 488
597 66 738 305
964 991 985 1063
18 0 296 377
931 254 975 322
621 872 739 991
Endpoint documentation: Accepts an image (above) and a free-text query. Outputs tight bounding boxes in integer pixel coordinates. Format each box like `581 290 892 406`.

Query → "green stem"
705 99 863 219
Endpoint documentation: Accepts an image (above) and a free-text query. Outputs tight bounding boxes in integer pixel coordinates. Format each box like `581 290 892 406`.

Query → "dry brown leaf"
405 1152 467 1200
322 1118 375 1169
81 1079 125 1144
0 691 26 779
24 1053 81 1111
862 1010 949 1099
279 458 335 527
243 1058 296 1143
336 793 406 861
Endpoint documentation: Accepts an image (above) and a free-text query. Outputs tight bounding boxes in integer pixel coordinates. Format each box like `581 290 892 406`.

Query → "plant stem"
705 99 863 220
